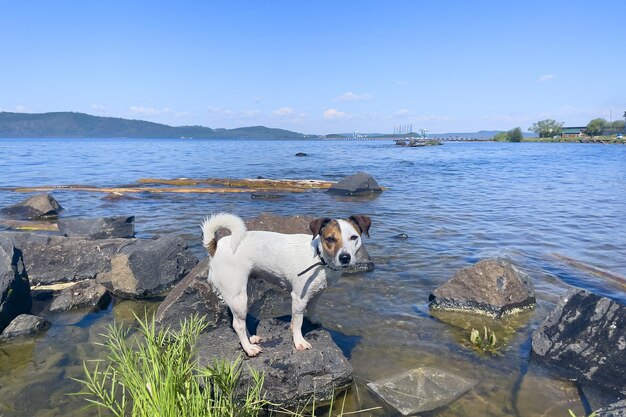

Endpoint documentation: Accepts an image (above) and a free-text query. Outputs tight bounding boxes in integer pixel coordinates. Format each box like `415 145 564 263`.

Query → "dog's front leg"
290 292 312 351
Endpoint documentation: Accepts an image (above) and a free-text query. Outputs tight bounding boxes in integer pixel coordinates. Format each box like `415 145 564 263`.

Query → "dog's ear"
309 217 331 238
348 215 371 238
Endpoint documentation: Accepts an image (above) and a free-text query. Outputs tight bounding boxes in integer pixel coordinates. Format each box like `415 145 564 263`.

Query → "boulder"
531 289 626 397
366 367 478 415
0 237 32 333
0 193 63 219
428 258 536 317
49 280 111 312
57 216 135 239
196 318 353 407
327 172 383 196
245 213 374 273
0 314 49 340
97 235 198 298
295 152 307 157
595 400 626 417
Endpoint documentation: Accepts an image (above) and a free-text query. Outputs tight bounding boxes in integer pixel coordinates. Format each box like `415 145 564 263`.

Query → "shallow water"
0 139 625 416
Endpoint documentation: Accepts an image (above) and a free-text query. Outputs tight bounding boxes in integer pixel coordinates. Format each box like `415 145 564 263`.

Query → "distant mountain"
0 111 306 139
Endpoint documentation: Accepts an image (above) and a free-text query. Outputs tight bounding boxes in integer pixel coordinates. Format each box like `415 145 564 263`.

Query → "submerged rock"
428 258 535 317
49 280 111 312
327 172 383 196
0 314 49 340
367 367 478 415
0 193 63 219
595 400 626 417
531 289 626 397
196 318 353 407
0 238 32 333
295 152 307 157
58 216 135 239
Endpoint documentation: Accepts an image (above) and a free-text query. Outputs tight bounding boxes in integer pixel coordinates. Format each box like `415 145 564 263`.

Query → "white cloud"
129 106 171 116
539 74 555 82
272 107 294 116
334 92 372 102
208 107 260 118
323 108 348 120
15 105 27 112
91 104 106 111
396 109 411 116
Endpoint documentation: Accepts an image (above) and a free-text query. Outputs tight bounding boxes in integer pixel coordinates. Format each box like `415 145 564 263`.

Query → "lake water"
0 138 625 416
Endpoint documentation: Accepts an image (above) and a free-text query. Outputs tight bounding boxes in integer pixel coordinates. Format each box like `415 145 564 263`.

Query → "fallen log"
137 177 335 189
552 253 626 288
0 219 59 231
8 186 308 194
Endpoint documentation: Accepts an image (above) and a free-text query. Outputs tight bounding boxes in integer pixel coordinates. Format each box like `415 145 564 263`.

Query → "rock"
49 280 111 312
245 213 374 273
196 318 352 407
0 314 49 339
367 367 478 415
428 258 536 317
395 233 409 239
97 235 198 298
0 237 32 333
0 193 63 219
57 216 135 239
250 193 285 200
327 172 383 196
295 152 307 157
531 289 626 397
595 400 626 417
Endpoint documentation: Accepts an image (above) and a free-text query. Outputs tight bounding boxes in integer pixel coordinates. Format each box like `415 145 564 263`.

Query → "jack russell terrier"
201 212 371 357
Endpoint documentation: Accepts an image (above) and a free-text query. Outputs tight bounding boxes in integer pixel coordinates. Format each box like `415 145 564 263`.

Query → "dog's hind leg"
229 292 262 357
291 292 312 351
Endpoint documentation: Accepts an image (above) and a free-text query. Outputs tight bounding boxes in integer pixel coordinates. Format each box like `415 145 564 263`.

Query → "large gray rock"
58 216 135 239
0 237 32 333
49 280 111 312
196 319 353 407
595 400 626 417
327 172 383 196
0 194 63 219
0 314 49 340
429 258 536 317
531 289 626 397
97 235 198 298
246 213 374 273
367 368 478 415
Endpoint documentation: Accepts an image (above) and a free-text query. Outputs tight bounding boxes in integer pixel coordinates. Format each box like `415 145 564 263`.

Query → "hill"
0 112 306 139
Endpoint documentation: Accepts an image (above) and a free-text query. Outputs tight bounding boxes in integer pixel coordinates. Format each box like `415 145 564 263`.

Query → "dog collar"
297 249 341 276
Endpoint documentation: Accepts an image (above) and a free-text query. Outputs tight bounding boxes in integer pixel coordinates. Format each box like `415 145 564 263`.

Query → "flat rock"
0 314 49 340
367 367 478 415
595 400 626 417
49 280 111 312
0 193 63 219
196 318 353 407
97 235 197 298
0 237 32 333
429 258 536 317
327 172 383 196
531 289 626 397
57 216 135 239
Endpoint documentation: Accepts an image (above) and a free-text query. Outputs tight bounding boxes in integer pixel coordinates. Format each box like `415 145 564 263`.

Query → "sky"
1 1 625 134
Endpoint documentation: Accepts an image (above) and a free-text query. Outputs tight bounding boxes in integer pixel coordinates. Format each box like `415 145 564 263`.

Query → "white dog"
201 213 371 357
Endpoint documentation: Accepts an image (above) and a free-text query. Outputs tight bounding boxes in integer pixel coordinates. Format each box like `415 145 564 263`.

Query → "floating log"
137 177 335 189
552 253 626 288
9 186 308 194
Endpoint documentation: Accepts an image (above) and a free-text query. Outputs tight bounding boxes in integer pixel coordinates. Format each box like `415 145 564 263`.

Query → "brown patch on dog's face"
319 219 343 258
348 215 371 237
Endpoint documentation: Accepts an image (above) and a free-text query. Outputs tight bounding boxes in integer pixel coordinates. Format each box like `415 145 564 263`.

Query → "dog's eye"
350 235 358 241
325 236 336 244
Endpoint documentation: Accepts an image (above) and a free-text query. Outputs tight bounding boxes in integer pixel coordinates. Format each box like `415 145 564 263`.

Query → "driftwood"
552 253 626 288
0 219 59 231
137 177 334 189
8 186 309 194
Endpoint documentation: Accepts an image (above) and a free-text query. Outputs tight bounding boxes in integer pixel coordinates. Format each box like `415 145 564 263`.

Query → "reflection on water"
0 139 625 416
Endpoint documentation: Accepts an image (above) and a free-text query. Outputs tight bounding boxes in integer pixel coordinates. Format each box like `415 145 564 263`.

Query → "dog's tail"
201 212 247 257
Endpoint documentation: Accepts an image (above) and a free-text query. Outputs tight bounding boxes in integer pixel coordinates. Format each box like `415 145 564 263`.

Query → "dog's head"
309 215 371 269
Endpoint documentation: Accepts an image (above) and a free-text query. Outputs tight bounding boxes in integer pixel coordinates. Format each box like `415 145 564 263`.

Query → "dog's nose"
338 253 351 265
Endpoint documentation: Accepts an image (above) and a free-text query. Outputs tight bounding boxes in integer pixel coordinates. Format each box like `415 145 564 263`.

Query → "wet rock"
0 237 32 333
58 216 135 239
595 400 626 417
49 280 111 312
327 172 383 196
367 367 478 415
0 314 49 340
295 152 307 157
250 193 285 200
245 213 374 273
531 289 626 397
97 235 197 298
395 233 409 239
0 193 64 219
428 258 536 317
196 318 352 407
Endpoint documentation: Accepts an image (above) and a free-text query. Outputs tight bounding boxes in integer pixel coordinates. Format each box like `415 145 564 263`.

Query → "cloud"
272 107 294 116
323 108 348 120
208 107 259 118
129 106 170 116
91 104 106 111
334 92 372 102
539 74 555 82
396 109 411 116
15 105 27 112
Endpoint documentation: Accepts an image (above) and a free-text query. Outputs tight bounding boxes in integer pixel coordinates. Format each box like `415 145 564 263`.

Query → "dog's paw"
249 335 262 344
294 339 312 351
244 344 263 357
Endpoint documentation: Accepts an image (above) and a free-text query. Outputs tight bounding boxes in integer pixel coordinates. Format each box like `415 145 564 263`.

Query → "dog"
201 213 371 357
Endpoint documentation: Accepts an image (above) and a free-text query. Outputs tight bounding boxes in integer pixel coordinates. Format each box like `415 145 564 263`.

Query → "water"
0 138 625 416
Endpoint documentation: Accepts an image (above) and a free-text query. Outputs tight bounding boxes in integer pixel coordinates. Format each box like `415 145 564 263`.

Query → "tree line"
528 114 625 138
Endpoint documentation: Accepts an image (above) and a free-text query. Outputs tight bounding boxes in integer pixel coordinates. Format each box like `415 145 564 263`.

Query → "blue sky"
1 1 625 134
